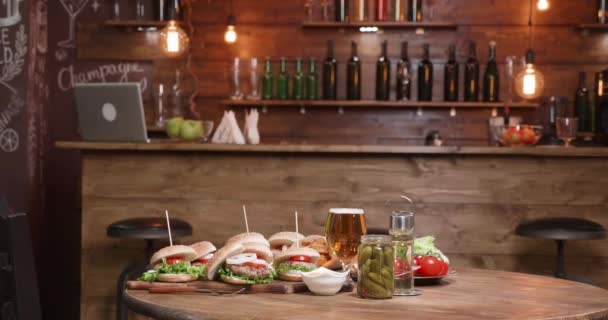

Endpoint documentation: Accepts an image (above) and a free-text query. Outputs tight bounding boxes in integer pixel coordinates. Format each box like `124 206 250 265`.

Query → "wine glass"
325 208 367 272
58 0 88 48
556 117 578 147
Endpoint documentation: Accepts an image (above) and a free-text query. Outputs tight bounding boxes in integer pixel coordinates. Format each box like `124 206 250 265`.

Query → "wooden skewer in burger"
273 211 320 282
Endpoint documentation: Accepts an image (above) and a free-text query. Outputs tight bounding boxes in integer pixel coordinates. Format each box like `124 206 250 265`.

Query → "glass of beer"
325 208 367 272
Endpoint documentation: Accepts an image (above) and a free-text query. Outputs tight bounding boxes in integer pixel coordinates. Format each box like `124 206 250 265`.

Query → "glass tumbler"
229 58 244 100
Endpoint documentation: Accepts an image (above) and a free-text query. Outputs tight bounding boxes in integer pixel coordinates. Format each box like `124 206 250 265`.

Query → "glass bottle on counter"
464 41 480 102
323 40 338 100
377 0 388 21
575 71 591 132
247 58 261 100
396 41 411 101
352 0 368 22
229 58 244 100
170 68 185 117
262 57 274 100
347 41 362 100
407 0 422 22
292 58 305 100
390 211 416 296
418 43 433 101
335 0 349 22
444 44 459 102
376 40 391 101
277 57 289 100
483 41 500 102
306 58 318 100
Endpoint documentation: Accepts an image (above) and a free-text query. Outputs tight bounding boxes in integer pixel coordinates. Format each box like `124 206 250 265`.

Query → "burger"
268 231 304 256
274 247 320 281
297 235 341 269
190 241 217 267
206 241 275 284
139 245 203 283
226 232 270 247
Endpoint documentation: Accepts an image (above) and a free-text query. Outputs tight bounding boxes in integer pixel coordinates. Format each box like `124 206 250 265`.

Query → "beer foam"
329 208 365 214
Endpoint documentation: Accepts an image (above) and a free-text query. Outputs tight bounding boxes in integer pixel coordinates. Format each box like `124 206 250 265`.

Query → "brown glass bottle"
444 44 459 102
375 40 391 101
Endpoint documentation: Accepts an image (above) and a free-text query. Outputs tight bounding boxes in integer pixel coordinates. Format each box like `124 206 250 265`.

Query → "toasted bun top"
150 245 198 266
274 247 320 265
268 232 305 247
242 243 274 263
205 241 245 281
225 232 269 247
190 241 217 260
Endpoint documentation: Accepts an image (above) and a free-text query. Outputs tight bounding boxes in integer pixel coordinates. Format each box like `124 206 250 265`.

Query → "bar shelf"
221 100 538 109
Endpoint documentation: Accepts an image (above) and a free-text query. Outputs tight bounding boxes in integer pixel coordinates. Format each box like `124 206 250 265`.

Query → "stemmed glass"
556 117 578 147
58 0 88 48
325 208 367 272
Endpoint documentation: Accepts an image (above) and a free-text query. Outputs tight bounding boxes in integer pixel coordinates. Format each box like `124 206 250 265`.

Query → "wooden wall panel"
76 1 608 145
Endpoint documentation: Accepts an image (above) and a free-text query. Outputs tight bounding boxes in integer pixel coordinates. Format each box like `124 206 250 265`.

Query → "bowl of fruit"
490 124 543 147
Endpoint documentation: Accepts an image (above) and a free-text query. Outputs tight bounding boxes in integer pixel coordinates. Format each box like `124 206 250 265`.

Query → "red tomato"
394 258 411 278
439 260 450 276
197 259 209 265
417 256 446 277
242 261 268 269
165 257 183 265
289 255 312 263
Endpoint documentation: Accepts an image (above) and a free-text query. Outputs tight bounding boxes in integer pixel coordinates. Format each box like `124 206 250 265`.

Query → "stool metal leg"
145 239 155 266
116 264 146 320
555 240 566 279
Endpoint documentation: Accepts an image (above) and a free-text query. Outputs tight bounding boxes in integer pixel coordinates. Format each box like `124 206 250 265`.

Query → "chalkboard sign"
0 197 41 320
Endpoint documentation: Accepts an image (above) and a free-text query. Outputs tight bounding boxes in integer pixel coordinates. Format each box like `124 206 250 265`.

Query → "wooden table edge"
124 290 204 320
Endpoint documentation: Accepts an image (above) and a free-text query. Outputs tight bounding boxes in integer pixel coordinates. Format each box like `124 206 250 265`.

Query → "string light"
537 0 549 11
224 15 237 44
515 49 545 99
159 20 189 57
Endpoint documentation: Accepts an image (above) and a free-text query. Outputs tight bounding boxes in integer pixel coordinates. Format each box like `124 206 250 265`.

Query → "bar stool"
107 217 192 320
515 217 606 284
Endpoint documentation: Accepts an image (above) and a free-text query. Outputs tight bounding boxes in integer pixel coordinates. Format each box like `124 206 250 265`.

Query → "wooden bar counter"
57 142 608 319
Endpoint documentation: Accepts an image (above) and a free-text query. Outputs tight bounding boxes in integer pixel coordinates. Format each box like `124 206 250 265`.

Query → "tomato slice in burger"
289 255 312 263
197 259 209 265
242 261 268 269
165 257 183 265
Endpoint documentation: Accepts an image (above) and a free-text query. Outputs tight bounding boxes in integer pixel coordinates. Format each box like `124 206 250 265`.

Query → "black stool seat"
516 217 607 240
107 217 192 240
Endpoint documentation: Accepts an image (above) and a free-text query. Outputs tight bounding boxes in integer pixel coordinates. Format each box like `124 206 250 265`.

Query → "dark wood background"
79 0 603 145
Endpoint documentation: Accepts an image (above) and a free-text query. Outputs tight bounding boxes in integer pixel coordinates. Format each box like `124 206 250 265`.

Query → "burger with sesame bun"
206 241 275 284
268 231 305 256
138 245 203 283
274 247 320 281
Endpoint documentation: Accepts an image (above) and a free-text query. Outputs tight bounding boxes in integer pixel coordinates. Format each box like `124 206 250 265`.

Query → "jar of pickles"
357 235 394 299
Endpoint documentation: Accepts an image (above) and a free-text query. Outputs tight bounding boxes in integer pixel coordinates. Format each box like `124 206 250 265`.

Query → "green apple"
180 120 204 141
166 117 184 138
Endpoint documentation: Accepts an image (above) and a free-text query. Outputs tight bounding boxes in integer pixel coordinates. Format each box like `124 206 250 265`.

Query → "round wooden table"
124 269 608 320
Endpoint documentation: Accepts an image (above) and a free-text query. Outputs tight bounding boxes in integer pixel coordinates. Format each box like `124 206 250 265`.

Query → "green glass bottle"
292 58 305 100
262 57 274 100
483 41 500 102
277 57 289 100
375 40 391 101
347 41 362 100
306 58 318 100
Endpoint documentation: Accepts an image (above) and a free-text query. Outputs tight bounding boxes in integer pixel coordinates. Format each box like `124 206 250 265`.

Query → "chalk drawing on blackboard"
0 24 26 94
0 0 24 27
91 0 99 12
55 49 67 61
57 0 89 48
0 128 18 153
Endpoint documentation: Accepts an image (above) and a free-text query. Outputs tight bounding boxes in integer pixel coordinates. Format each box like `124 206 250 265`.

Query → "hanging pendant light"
537 0 549 11
159 21 190 57
515 49 545 99
224 14 237 44
515 0 545 100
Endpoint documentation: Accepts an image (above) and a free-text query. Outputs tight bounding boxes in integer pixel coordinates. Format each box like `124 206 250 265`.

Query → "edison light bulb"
159 20 189 57
515 50 545 100
537 0 549 11
224 15 237 44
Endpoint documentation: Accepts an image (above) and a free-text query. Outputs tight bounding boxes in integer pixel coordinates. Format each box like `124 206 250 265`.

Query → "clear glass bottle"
229 58 244 100
154 83 168 128
113 0 121 20
170 69 185 118
247 58 261 100
358 235 394 299
390 211 416 296
136 0 146 20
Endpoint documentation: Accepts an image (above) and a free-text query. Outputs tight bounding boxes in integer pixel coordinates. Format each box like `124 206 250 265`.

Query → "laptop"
74 82 149 142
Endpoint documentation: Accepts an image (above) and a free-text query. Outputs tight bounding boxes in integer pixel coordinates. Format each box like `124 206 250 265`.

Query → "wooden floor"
80 151 608 319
